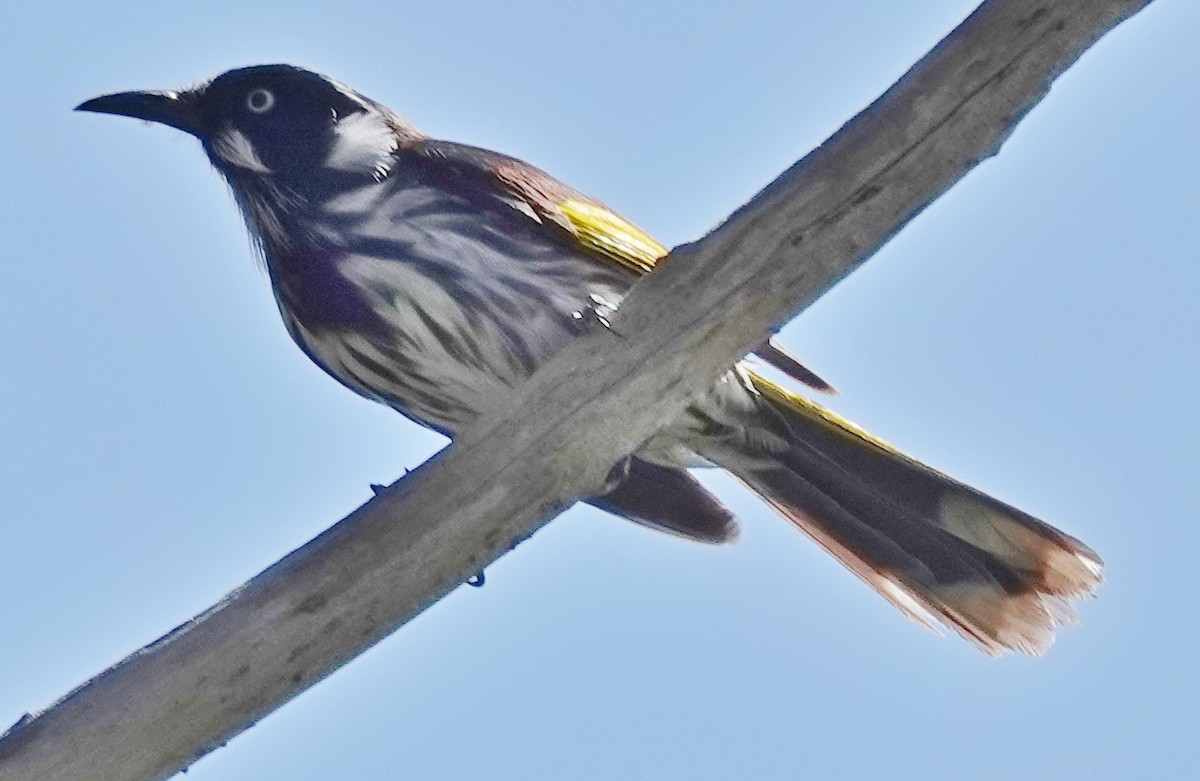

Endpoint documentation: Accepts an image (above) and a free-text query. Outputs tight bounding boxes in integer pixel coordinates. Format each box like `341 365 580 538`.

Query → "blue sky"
2 1 1197 779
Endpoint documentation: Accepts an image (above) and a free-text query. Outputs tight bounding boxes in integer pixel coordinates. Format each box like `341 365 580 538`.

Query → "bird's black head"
78 64 418 183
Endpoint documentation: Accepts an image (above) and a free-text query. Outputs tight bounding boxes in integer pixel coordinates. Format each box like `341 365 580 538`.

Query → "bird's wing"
408 139 663 272
408 139 832 391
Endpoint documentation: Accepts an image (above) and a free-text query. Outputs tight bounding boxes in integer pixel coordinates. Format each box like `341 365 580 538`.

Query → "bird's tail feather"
720 374 1102 656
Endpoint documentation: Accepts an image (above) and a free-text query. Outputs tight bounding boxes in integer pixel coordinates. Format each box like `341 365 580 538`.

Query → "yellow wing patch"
748 371 908 459
556 198 837 395
558 199 667 275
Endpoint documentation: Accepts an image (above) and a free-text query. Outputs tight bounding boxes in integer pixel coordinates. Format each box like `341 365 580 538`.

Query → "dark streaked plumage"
78 64 1102 655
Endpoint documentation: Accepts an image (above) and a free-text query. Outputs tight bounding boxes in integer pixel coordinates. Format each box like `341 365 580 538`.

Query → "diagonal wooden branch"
0 1 1152 779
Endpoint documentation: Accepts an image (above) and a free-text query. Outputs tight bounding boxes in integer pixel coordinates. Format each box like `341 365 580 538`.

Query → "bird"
78 64 1102 655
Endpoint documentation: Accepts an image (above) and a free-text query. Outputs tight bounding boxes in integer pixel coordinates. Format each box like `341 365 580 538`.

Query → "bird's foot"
571 293 620 334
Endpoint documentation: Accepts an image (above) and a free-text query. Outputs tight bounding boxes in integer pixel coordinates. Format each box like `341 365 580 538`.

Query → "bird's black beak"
76 90 202 136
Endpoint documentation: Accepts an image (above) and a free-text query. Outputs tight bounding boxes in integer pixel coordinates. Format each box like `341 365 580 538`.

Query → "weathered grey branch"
0 2 1152 779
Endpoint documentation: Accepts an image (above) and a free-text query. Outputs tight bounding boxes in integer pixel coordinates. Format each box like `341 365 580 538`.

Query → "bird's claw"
571 294 619 334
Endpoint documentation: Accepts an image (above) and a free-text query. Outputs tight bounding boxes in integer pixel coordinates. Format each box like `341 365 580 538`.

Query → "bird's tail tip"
723 377 1104 656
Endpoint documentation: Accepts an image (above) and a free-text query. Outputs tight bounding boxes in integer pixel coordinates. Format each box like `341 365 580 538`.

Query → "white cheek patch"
325 111 399 178
211 126 272 173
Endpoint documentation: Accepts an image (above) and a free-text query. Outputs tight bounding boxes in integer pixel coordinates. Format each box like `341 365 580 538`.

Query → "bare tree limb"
0 2 1152 779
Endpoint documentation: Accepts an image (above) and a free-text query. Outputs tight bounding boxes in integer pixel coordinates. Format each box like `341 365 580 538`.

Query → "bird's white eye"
246 88 275 114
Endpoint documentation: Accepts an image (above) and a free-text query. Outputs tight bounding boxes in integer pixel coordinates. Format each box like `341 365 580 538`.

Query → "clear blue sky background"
2 2 1196 779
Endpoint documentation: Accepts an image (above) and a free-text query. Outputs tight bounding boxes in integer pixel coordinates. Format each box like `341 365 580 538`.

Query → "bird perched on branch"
78 64 1101 655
